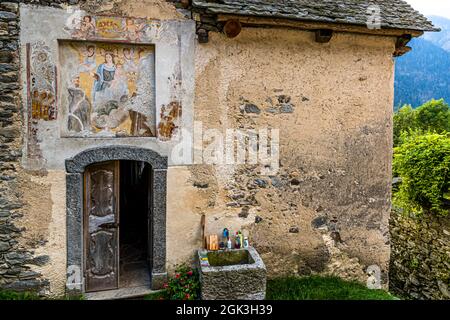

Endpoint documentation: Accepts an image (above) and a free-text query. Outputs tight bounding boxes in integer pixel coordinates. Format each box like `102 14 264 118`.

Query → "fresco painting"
61 41 156 137
29 41 57 121
65 14 165 43
25 41 57 165
158 101 182 140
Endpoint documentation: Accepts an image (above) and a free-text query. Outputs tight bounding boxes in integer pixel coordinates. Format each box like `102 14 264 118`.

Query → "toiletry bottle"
244 237 249 248
238 231 244 248
227 237 232 249
235 232 241 249
223 228 229 242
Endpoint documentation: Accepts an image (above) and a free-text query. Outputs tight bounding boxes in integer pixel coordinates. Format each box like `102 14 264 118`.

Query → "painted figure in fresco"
90 52 129 133
121 48 137 73
72 15 96 39
39 91 49 120
92 52 129 106
79 45 96 73
68 87 91 133
158 101 182 139
123 18 146 42
92 52 117 104
31 90 40 119
45 92 56 120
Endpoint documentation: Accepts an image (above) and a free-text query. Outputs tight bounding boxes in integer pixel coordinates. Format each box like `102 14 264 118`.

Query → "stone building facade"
0 0 436 298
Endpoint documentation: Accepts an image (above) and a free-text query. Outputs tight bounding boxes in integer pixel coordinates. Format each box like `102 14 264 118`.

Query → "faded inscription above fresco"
59 41 156 137
64 13 168 43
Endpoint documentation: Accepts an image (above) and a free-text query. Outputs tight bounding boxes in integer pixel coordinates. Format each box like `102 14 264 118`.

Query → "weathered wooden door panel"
84 161 120 292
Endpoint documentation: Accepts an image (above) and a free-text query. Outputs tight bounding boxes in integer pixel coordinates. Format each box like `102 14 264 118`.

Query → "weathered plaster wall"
0 0 193 297
19 4 195 170
19 170 67 296
185 28 396 286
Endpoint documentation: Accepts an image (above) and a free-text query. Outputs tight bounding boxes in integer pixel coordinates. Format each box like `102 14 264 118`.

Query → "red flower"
175 273 181 279
163 283 168 288
185 293 190 300
187 270 193 276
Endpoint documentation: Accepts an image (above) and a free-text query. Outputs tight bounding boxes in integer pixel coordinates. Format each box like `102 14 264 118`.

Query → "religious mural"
28 41 57 121
64 14 166 43
26 41 57 164
60 41 156 137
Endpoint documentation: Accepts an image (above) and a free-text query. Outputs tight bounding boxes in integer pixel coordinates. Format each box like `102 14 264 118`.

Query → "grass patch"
266 276 396 300
0 290 40 300
0 290 84 300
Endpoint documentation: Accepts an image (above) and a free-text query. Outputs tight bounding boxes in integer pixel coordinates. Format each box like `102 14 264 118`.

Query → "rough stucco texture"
188 28 395 286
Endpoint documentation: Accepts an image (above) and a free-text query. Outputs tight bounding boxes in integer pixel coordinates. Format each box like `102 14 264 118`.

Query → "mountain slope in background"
423 16 450 52
394 38 450 109
394 16 450 109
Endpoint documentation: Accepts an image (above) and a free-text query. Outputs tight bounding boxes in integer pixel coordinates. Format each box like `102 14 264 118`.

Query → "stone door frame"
65 145 168 294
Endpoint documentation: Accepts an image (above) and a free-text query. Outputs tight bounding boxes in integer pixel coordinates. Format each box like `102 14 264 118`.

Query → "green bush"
415 99 450 134
145 264 200 300
393 99 450 147
393 132 450 216
393 104 416 147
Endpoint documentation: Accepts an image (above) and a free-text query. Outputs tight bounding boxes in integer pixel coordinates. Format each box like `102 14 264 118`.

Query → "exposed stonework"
0 0 50 295
390 211 450 300
0 0 191 297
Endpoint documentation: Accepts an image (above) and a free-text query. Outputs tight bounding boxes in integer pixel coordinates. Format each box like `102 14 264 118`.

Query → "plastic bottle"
244 237 249 248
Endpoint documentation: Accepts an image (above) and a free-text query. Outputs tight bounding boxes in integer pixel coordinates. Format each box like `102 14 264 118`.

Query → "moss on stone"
207 250 254 267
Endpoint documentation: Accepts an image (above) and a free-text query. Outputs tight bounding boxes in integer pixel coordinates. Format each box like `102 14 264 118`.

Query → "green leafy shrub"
393 104 416 147
146 264 200 300
393 132 450 216
415 99 450 134
393 99 450 147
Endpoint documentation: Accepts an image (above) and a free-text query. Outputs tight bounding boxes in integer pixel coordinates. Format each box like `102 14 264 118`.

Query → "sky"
405 0 450 19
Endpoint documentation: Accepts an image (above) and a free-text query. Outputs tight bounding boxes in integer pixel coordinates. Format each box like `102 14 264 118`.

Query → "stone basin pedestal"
198 247 266 300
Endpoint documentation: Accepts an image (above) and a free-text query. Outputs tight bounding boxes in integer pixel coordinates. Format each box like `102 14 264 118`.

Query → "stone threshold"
85 285 159 300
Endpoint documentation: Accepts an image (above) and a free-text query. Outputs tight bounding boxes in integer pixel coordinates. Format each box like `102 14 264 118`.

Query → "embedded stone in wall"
390 211 450 300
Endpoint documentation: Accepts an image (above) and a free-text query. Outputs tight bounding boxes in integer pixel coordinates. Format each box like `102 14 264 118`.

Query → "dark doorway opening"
119 160 151 289
83 160 152 294
69 146 167 298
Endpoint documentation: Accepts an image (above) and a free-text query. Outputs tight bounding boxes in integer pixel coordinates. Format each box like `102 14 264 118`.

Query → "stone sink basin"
198 247 266 300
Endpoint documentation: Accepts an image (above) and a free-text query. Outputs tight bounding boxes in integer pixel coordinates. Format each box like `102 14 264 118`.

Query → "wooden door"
84 161 120 292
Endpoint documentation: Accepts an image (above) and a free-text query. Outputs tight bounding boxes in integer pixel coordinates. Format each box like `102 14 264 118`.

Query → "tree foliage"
393 99 450 147
393 132 450 217
415 99 450 133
